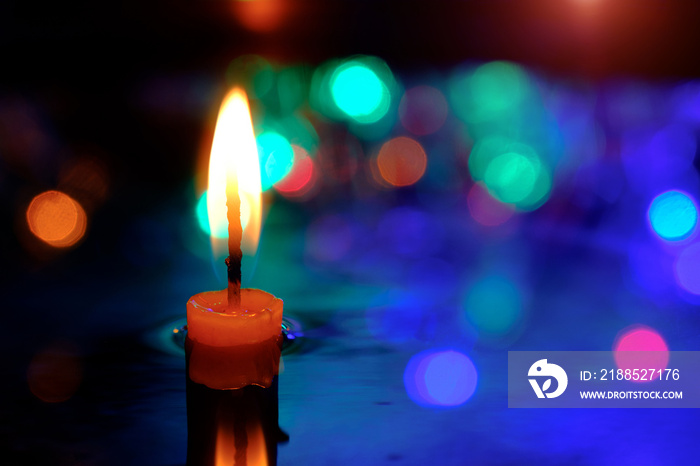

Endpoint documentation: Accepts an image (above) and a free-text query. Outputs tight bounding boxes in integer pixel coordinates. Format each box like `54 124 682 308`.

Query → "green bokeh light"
469 137 551 210
468 137 531 180
259 114 319 155
470 61 528 121
448 66 474 124
276 67 307 115
448 61 534 135
256 132 294 191
484 152 539 204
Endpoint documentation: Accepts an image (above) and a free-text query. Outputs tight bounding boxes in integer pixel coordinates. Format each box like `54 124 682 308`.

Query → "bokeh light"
26 190 87 248
449 61 531 124
256 131 294 190
330 61 390 124
470 61 528 121
674 243 700 295
614 326 669 352
311 56 396 130
274 145 317 198
469 137 551 210
613 326 669 381
230 0 288 33
484 152 540 203
375 136 427 187
648 190 698 241
27 341 83 403
404 349 478 407
463 275 523 338
258 113 320 156
276 67 308 115
399 85 449 135
467 182 515 226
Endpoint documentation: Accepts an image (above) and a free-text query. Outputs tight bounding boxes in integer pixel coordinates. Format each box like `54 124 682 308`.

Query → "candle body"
186 288 283 390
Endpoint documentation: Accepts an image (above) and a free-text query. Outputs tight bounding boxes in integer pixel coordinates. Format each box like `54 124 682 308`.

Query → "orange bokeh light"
26 190 87 248
376 136 427 187
231 0 288 33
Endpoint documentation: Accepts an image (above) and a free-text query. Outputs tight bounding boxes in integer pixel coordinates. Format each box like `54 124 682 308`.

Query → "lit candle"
186 88 285 465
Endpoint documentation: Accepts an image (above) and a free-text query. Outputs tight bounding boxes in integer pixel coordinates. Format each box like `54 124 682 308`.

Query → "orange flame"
207 88 262 258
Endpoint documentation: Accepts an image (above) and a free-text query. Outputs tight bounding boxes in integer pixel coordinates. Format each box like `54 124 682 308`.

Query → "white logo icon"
528 359 568 398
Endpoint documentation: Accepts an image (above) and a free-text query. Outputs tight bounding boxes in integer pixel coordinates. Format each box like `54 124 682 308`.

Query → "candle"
186 88 285 465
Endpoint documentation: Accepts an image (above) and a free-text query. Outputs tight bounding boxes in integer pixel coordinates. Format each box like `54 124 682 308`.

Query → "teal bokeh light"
469 137 551 210
256 132 294 191
311 56 395 130
330 62 389 123
196 191 215 236
470 61 528 121
484 152 539 204
648 190 698 241
463 275 522 337
449 61 531 125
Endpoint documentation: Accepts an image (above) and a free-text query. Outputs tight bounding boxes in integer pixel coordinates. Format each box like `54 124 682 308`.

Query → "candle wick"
226 178 243 312
225 253 242 311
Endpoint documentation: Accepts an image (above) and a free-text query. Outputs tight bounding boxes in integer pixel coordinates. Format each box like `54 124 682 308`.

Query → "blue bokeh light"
648 190 698 241
404 349 478 407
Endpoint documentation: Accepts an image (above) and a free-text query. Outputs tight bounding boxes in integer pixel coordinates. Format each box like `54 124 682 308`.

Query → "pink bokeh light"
613 326 669 383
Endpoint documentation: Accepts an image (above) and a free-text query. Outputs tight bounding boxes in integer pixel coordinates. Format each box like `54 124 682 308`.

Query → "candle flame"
208 88 262 257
